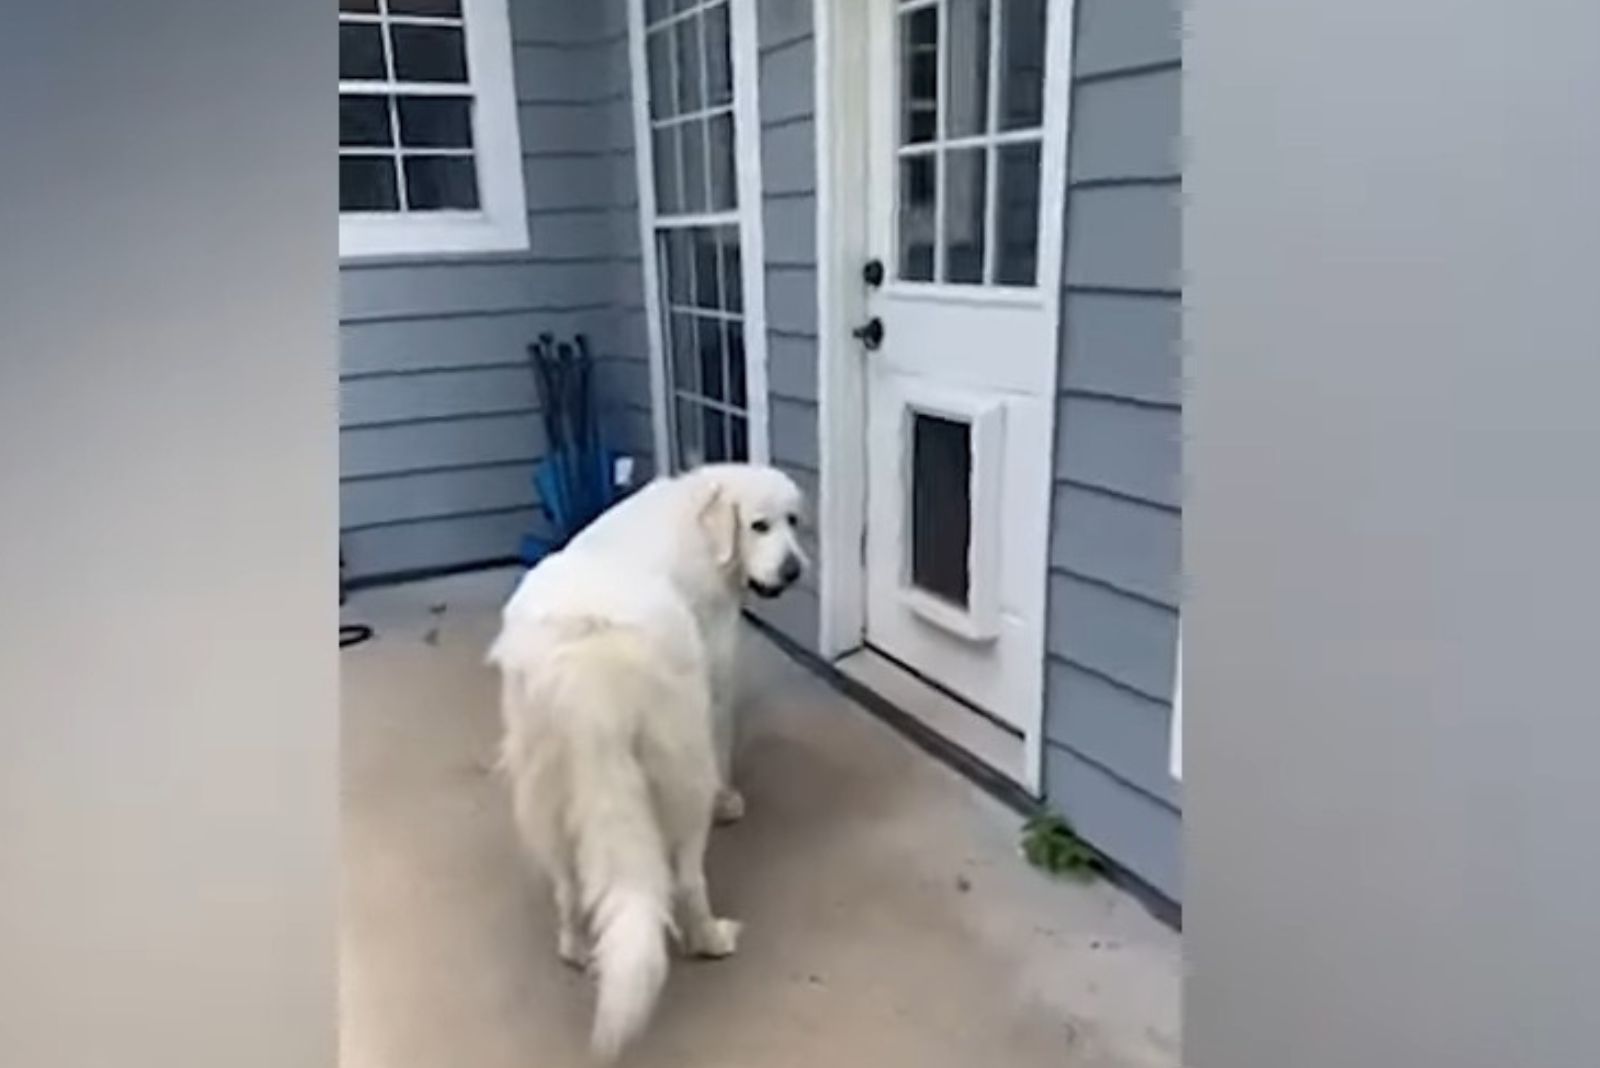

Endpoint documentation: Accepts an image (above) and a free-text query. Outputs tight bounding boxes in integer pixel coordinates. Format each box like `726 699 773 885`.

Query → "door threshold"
835 647 1030 791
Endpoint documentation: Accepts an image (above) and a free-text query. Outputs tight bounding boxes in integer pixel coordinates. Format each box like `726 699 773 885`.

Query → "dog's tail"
558 647 675 1062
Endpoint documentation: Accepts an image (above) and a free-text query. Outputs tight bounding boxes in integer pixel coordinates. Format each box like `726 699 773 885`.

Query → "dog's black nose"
779 556 802 585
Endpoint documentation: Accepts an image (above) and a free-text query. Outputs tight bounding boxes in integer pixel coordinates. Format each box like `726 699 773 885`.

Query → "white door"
859 0 1071 740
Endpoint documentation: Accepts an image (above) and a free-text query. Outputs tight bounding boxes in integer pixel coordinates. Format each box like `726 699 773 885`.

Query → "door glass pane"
340 0 379 12
728 415 749 462
899 7 938 144
663 229 694 305
692 228 720 309
727 321 747 408
390 24 468 83
674 17 703 115
945 0 992 138
670 313 700 395
652 126 680 214
909 413 972 607
674 398 706 468
717 225 742 312
704 2 732 107
389 0 462 15
994 142 1041 285
680 118 708 214
898 154 937 281
697 315 726 402
707 112 736 211
647 30 673 120
701 406 730 463
943 148 987 284
997 0 1047 130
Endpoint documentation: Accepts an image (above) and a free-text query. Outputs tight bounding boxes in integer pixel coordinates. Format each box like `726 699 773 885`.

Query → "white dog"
489 550 736 1061
487 463 806 1058
561 462 808 821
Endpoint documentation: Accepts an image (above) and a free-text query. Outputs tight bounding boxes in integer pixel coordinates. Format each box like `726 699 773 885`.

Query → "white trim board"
626 0 771 471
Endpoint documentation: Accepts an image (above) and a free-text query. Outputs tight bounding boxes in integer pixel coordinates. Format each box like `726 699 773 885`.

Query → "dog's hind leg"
670 822 740 959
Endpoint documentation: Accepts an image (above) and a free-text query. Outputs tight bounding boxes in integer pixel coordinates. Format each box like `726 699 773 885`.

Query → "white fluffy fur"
561 463 808 819
488 464 803 1060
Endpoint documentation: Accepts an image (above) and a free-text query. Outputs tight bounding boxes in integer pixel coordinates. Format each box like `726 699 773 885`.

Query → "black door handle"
852 316 884 351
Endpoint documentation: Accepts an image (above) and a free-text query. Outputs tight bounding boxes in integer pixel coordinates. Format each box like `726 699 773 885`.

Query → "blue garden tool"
519 332 626 564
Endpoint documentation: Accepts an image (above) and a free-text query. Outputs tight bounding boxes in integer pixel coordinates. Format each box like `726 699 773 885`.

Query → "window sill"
338 212 529 262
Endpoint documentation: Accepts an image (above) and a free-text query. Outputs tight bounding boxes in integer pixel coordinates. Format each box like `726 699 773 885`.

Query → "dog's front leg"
706 618 744 824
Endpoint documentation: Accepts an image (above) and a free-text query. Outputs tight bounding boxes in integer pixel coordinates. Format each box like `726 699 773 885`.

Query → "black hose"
341 623 374 648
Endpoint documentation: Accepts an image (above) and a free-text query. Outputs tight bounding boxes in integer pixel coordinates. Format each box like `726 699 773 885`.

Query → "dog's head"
692 463 809 599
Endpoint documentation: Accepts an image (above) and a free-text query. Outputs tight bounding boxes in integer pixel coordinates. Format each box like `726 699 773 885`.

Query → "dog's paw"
713 788 746 825
688 917 741 959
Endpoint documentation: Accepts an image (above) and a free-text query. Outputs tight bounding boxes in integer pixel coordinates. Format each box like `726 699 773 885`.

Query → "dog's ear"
696 482 739 569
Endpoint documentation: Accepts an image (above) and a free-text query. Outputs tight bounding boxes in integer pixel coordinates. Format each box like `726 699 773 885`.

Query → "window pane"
388 0 463 15
391 24 468 82
670 313 699 395
396 95 472 148
403 155 479 209
340 156 399 211
339 22 386 80
701 406 730 463
717 225 742 313
704 2 732 107
674 398 706 469
727 321 746 409
910 413 972 606
900 7 937 144
697 314 726 402
340 94 393 147
994 142 1041 285
663 229 694 306
945 0 992 138
645 0 674 25
707 112 735 211
647 30 673 120
898 154 936 281
728 415 749 462
674 17 703 115
339 0 379 13
652 126 681 214
943 148 987 285
680 118 707 214
692 227 719 309
997 0 1047 130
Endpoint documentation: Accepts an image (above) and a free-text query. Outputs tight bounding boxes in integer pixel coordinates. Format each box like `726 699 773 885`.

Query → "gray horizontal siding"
756 0 820 651
1042 0 1182 902
339 0 646 584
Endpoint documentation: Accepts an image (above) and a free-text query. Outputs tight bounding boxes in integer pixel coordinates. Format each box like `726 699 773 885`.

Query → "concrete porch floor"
340 569 1181 1068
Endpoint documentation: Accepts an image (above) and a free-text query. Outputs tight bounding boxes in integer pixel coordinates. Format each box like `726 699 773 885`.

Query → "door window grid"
894 0 1047 287
339 0 481 215
644 0 751 468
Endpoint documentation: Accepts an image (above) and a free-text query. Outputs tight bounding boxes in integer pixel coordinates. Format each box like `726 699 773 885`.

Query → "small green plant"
1021 813 1106 881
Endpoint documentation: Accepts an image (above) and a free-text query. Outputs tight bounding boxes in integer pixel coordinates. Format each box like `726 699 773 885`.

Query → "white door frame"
628 0 773 470
813 0 1077 796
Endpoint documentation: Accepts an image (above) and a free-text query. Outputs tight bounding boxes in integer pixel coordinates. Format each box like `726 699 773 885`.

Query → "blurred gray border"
1185 1 1600 1065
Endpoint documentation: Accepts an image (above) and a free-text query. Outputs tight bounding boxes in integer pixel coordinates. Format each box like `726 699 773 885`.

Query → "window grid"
894 0 1047 287
339 0 479 216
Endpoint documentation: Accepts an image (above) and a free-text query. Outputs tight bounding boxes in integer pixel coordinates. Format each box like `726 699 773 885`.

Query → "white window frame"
339 0 529 260
1170 627 1183 781
627 0 771 469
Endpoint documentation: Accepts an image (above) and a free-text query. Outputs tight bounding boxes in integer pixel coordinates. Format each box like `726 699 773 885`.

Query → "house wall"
339 0 652 584
1041 0 1182 900
747 0 825 650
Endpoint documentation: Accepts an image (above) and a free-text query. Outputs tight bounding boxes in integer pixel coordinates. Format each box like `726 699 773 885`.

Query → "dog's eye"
751 519 771 534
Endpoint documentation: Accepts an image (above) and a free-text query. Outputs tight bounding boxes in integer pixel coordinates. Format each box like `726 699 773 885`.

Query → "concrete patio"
340 569 1180 1068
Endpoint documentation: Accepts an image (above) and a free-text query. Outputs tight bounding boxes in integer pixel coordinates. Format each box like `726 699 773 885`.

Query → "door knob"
851 317 884 351
862 258 885 288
